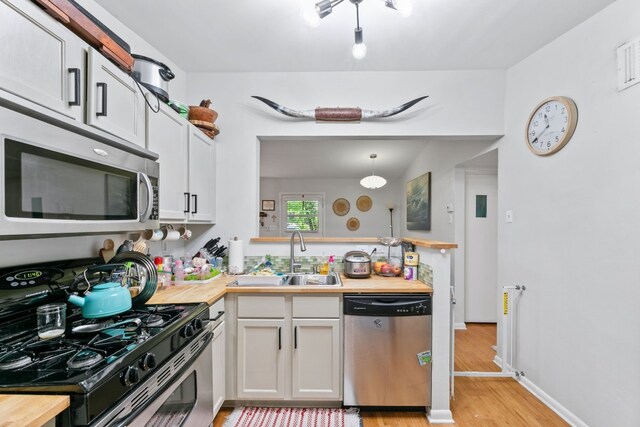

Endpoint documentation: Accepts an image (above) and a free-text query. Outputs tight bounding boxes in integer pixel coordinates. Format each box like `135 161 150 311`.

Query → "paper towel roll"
228 238 245 274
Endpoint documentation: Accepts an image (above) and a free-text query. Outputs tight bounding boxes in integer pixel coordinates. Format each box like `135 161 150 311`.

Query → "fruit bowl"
375 271 401 277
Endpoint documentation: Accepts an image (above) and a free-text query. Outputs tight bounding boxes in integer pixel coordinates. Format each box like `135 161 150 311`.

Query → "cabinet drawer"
238 295 286 318
292 295 340 318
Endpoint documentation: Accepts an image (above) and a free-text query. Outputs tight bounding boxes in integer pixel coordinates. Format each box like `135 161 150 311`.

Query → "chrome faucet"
289 230 307 273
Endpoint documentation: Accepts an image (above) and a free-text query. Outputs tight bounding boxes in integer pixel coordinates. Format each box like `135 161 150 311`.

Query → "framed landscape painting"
406 172 431 231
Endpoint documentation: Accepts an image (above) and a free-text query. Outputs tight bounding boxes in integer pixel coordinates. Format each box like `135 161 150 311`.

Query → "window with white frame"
280 193 324 235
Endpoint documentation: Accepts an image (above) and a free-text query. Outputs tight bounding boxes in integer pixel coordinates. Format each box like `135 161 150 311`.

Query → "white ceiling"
95 0 615 72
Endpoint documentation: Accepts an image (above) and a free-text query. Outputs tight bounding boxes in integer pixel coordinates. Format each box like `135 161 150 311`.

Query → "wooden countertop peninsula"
0 394 69 427
148 272 432 305
250 237 457 250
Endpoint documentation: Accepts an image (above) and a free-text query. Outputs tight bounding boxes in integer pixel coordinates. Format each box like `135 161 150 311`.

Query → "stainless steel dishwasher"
343 294 432 408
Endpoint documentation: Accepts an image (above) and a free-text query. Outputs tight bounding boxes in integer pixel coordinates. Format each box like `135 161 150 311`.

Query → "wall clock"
525 96 578 156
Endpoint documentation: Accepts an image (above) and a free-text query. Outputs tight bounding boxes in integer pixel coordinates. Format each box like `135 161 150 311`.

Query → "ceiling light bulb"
352 42 367 59
394 0 413 17
315 0 333 19
302 2 322 27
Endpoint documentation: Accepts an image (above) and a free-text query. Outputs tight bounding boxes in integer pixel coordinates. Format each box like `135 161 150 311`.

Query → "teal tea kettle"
68 264 132 318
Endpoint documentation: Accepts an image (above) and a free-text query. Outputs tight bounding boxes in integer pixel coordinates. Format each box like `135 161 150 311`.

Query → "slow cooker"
131 54 175 103
343 250 371 278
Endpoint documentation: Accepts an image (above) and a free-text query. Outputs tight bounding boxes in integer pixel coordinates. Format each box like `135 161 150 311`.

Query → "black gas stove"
0 257 212 426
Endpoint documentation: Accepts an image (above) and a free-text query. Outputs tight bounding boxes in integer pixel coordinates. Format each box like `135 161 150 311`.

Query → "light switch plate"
506 210 514 223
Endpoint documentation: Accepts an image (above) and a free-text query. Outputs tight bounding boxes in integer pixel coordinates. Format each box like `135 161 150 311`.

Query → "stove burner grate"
0 352 32 370
67 349 103 369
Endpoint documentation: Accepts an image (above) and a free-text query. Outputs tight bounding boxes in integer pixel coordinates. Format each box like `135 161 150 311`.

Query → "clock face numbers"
526 97 577 156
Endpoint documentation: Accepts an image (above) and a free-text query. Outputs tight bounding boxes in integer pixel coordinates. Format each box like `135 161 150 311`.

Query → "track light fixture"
306 0 412 59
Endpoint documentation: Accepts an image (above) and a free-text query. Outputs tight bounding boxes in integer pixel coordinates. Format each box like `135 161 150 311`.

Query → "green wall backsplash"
241 255 434 285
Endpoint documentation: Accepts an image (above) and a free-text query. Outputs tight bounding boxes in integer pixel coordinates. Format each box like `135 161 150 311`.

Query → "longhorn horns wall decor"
251 95 428 122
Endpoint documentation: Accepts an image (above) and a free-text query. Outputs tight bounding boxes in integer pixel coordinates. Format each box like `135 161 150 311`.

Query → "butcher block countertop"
250 237 457 250
0 394 69 427
148 273 432 305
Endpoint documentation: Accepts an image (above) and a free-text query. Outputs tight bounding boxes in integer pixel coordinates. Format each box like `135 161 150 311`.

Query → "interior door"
465 173 498 322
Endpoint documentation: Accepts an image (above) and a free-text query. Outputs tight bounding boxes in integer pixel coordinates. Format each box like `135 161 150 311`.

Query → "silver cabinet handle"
139 173 153 222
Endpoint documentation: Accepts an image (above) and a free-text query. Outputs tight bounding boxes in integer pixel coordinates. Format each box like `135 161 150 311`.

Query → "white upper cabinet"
0 0 85 121
146 102 189 221
146 104 216 223
187 126 216 222
87 48 146 147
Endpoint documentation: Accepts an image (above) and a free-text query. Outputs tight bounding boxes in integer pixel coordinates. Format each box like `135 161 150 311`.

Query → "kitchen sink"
228 272 342 287
285 273 342 286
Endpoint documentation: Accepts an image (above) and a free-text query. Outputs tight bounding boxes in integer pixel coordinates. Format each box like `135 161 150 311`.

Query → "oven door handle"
139 172 154 222
211 311 225 322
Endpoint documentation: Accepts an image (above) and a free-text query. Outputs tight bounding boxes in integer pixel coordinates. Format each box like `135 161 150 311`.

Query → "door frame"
453 166 498 330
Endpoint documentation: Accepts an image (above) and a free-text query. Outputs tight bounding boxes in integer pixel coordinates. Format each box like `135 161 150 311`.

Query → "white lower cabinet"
234 294 341 401
291 318 340 399
212 320 226 415
237 318 286 399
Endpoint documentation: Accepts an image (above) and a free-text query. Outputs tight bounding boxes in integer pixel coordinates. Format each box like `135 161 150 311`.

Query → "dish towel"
223 407 361 427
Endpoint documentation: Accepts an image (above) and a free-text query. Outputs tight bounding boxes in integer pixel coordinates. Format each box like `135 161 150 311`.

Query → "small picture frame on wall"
261 200 275 211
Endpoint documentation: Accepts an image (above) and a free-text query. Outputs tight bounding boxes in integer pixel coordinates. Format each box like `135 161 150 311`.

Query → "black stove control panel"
0 267 62 290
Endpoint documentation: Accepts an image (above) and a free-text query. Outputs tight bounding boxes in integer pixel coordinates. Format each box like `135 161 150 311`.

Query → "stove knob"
121 366 140 387
181 324 194 338
139 353 157 371
192 318 203 331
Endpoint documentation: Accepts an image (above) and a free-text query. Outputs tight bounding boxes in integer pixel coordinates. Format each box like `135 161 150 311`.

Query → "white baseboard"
454 322 467 330
427 409 455 424
518 376 589 427
493 354 502 368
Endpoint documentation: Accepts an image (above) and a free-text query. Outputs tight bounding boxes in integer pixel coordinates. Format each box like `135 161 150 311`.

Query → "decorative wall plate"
332 198 350 216
356 195 372 212
346 217 360 231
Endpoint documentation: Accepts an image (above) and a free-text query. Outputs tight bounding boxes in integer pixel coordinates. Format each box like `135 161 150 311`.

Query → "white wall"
187 70 505 256
500 0 640 425
260 177 403 238
402 140 497 243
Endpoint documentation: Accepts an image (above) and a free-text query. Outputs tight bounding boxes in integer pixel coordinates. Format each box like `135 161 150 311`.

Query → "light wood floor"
213 323 568 426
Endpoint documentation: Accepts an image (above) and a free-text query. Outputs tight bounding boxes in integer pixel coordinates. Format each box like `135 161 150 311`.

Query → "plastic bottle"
173 259 185 284
328 255 335 273
162 264 173 287
319 255 329 275
157 263 167 289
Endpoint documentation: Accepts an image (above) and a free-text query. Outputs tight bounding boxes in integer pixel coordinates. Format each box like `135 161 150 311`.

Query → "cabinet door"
0 0 85 121
87 48 145 146
292 319 341 399
237 319 285 399
212 321 226 416
187 127 215 222
146 102 188 221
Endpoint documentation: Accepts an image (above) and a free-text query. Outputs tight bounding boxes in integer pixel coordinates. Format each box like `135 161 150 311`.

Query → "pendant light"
360 154 387 189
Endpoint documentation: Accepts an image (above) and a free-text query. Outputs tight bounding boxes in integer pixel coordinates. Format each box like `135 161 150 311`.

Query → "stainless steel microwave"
0 106 159 238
